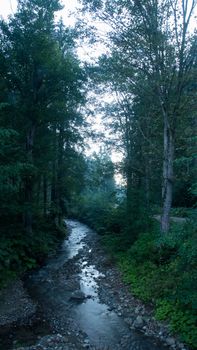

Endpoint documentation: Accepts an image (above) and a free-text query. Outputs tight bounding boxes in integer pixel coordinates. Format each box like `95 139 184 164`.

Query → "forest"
0 0 196 348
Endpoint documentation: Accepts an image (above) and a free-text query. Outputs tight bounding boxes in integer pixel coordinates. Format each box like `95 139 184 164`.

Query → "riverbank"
0 221 191 350
76 223 189 350
0 279 36 327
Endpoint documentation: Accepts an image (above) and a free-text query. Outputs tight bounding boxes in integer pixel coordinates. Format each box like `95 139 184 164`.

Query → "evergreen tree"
0 0 87 283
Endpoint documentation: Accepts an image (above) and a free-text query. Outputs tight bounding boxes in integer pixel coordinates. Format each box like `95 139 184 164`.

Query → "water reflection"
42 220 88 271
80 263 105 297
64 221 88 259
65 221 169 350
74 299 128 348
25 220 169 350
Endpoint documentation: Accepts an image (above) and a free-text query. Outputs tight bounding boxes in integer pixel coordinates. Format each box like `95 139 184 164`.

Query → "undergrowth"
103 221 197 349
70 191 197 348
0 217 66 288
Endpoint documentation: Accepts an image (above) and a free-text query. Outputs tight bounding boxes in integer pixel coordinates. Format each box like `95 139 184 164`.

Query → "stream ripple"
2 220 173 350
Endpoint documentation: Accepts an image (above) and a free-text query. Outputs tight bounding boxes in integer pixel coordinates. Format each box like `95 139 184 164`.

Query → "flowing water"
0 220 170 349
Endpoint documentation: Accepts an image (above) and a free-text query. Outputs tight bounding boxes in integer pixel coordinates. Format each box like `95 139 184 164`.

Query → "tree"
0 0 64 233
0 0 87 227
71 151 116 232
0 0 87 282
81 0 197 232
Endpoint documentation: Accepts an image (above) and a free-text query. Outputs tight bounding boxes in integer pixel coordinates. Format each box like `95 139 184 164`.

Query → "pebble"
166 337 176 346
4 222 190 350
133 315 144 328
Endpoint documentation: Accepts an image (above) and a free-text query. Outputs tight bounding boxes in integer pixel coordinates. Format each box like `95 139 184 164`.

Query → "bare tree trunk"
51 125 59 225
43 174 47 217
24 124 35 235
161 111 174 233
51 154 57 222
126 169 133 213
36 176 41 208
57 125 64 226
144 155 151 208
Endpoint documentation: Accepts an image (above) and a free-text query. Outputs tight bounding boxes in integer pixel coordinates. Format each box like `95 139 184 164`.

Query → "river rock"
70 290 86 301
0 279 36 327
134 306 141 314
124 317 134 326
166 337 176 346
133 315 144 328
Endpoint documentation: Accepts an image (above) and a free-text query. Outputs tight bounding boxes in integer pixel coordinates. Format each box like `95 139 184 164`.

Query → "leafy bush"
127 232 158 263
0 218 66 288
109 221 197 348
118 256 156 301
71 175 197 348
170 207 196 218
102 234 132 255
155 300 197 347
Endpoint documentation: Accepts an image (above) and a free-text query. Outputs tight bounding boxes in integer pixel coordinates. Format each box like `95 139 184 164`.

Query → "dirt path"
153 215 187 224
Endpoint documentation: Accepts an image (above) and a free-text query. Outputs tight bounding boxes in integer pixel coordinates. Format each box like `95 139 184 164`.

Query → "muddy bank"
0 279 36 327
0 279 40 350
76 223 188 350
0 220 189 350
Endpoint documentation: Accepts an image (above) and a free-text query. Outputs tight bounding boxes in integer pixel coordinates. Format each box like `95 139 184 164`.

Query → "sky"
0 0 110 65
1 0 196 171
0 0 119 165
0 0 78 24
0 0 109 135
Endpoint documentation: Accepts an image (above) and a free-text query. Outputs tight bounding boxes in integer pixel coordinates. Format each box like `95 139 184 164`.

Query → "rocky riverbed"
0 220 189 350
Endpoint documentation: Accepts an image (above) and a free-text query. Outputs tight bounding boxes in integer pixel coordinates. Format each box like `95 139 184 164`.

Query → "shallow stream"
1 220 170 349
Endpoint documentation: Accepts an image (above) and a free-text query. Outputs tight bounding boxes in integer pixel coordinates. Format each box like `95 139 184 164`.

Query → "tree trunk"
36 177 41 209
57 125 64 226
24 124 35 235
161 111 174 233
51 156 57 222
51 125 59 224
43 174 47 217
145 158 150 208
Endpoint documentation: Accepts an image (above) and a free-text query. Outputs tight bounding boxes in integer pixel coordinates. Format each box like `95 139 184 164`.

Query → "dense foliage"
0 0 86 286
0 0 196 348
81 0 197 233
72 3 197 344
117 222 197 348
72 159 197 347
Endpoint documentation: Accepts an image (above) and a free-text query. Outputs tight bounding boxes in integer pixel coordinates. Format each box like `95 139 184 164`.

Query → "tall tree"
1 0 85 235
81 0 197 232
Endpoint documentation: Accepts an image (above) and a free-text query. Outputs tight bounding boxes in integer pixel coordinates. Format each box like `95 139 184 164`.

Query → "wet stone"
133 315 144 328
2 220 190 350
70 290 86 301
166 337 176 347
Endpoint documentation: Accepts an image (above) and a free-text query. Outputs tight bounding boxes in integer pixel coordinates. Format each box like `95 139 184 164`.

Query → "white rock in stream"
70 290 86 301
166 337 176 347
133 315 144 328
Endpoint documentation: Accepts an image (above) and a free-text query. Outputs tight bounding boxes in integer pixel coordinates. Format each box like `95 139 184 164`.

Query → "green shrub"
155 300 197 347
102 235 126 254
0 218 66 288
72 184 197 349
118 255 156 301
127 232 158 263
115 222 197 348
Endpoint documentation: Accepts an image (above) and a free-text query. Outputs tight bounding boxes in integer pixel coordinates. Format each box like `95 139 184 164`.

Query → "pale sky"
0 0 115 161
0 0 17 18
0 0 79 25
0 0 109 61
1 0 195 170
